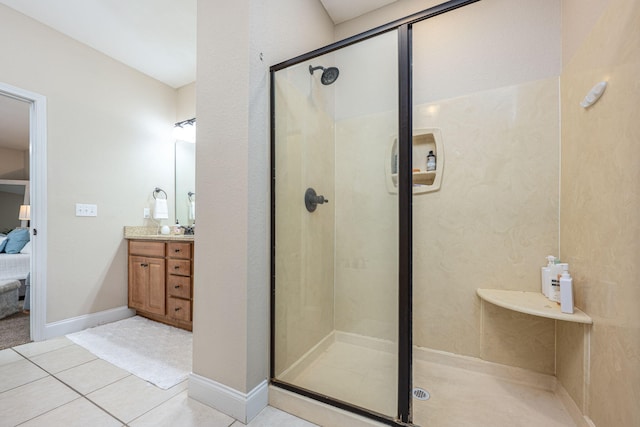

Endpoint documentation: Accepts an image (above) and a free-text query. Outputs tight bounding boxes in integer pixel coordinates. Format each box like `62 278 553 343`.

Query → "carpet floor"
0 310 31 350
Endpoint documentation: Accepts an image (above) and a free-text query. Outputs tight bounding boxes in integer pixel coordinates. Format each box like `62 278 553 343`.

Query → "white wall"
0 4 178 323
193 0 333 404
0 147 28 180
177 82 196 121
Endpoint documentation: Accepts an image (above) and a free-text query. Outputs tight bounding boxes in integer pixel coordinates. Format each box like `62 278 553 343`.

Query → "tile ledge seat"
477 288 592 324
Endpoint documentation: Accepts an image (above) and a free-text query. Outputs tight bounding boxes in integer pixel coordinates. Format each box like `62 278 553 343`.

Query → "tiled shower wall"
334 0 562 374
559 0 640 425
273 64 336 376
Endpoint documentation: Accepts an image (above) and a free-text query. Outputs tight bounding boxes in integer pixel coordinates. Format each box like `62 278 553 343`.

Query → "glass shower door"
272 30 400 419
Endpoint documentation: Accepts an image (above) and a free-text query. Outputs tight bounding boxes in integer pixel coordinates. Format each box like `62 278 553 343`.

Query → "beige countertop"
124 226 194 241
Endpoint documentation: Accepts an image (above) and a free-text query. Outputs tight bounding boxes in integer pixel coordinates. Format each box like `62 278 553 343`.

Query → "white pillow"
20 241 32 254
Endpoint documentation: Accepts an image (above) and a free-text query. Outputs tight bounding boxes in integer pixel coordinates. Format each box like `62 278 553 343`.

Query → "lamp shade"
18 205 30 221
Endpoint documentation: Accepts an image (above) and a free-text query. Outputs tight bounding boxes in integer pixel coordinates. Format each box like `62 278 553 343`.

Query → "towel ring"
153 187 167 200
188 191 195 202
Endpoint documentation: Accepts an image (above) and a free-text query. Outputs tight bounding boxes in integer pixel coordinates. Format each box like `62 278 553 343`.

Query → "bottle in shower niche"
426 150 436 171
560 270 574 314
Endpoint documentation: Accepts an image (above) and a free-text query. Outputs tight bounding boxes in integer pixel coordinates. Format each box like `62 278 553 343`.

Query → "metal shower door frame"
269 1 481 425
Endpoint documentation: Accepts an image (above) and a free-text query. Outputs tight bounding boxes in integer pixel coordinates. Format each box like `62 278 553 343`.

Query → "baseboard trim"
188 373 268 423
45 306 135 339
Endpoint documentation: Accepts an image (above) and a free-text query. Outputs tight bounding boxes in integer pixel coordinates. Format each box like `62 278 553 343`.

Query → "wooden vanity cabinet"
166 242 193 326
128 239 193 331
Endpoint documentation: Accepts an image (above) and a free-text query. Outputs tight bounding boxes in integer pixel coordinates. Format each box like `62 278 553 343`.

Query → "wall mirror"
174 120 195 226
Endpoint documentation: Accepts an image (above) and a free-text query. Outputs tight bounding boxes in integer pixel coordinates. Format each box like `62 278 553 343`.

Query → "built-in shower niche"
386 128 443 194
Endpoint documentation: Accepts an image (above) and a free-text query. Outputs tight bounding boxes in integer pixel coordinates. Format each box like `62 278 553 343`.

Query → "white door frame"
0 82 47 342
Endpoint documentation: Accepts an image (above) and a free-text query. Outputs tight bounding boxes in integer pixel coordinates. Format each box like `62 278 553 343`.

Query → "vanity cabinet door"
128 255 166 316
127 239 193 331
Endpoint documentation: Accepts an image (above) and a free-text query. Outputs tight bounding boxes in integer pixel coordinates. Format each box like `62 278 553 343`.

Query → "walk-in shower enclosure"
271 0 560 425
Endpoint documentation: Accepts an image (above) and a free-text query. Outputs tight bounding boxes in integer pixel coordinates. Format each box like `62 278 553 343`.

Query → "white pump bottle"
541 256 555 298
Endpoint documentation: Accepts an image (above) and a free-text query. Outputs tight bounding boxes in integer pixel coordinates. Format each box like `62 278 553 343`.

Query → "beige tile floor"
285 339 578 427
0 337 317 427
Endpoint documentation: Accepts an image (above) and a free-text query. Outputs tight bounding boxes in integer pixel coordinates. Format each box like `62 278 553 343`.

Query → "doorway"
0 81 47 344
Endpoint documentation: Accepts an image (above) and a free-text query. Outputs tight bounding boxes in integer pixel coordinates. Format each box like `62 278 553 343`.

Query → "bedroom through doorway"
0 92 31 349
0 82 47 350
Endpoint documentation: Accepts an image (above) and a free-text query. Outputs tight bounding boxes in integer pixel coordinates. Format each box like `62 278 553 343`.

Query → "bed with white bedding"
0 253 30 281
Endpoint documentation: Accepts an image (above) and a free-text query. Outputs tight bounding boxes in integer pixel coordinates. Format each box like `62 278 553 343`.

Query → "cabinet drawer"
167 242 191 259
167 275 191 299
167 297 191 322
129 241 165 257
167 259 191 276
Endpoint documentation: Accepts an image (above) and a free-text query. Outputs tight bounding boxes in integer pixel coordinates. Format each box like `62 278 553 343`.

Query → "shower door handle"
305 188 329 212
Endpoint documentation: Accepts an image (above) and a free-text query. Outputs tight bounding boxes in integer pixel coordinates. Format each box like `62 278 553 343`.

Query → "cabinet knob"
174 266 180 270
174 285 181 289
175 307 181 311
140 263 148 267
174 249 181 253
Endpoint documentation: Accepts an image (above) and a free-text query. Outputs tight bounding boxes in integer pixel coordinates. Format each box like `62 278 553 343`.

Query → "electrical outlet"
76 203 98 217
143 208 150 219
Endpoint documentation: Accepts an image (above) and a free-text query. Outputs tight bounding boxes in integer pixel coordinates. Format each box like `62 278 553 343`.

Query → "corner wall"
559 0 640 425
192 0 333 421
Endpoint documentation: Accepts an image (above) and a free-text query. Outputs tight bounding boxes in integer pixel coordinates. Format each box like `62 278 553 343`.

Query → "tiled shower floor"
282 335 577 426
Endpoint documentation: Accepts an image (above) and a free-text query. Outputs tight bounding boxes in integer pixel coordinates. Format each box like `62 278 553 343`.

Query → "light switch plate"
76 203 98 217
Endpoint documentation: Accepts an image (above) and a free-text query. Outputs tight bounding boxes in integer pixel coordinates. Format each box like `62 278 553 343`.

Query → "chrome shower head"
309 65 340 85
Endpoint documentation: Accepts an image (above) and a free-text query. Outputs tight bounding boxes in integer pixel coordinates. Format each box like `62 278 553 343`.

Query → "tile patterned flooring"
2 334 578 426
0 337 317 427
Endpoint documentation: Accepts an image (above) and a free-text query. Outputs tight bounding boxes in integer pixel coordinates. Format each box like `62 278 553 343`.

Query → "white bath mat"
67 316 192 389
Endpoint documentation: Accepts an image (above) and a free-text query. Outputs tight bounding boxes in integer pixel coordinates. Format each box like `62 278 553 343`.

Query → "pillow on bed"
20 241 32 254
3 228 30 254
0 236 7 252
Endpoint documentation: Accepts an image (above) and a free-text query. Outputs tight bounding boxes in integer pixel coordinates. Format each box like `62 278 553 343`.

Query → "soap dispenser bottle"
541 256 555 298
550 263 568 303
560 270 574 314
426 150 436 171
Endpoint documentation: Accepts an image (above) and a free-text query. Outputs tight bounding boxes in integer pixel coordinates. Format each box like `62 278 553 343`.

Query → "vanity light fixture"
174 118 196 143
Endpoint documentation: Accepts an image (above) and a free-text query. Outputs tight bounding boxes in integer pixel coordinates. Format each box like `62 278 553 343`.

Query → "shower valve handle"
305 188 329 212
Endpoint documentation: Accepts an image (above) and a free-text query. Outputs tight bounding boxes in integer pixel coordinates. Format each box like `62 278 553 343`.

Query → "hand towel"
154 198 169 219
189 201 195 220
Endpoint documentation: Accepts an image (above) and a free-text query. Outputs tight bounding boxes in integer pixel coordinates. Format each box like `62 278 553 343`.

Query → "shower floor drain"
413 387 430 401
